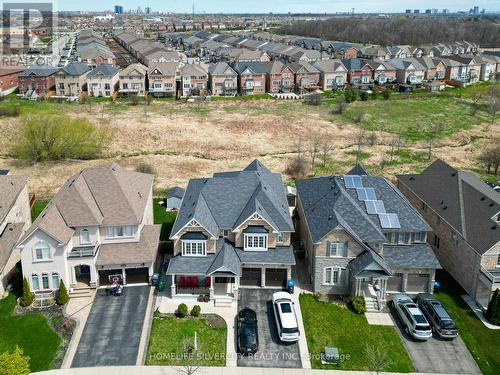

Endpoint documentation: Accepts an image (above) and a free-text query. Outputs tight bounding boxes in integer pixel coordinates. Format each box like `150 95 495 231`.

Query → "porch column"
122 268 127 285
381 279 387 301
233 276 239 300
287 267 291 281
171 274 176 297
402 272 408 293
209 276 214 300
261 266 266 288
428 270 435 294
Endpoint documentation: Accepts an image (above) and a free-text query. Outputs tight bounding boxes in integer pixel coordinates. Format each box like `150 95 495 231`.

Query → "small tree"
485 289 500 325
370 90 378 100
360 91 369 101
309 134 321 169
20 277 33 307
135 162 156 176
364 345 392 375
425 123 444 160
469 86 482 116
285 141 308 179
487 85 500 124
56 280 69 305
478 143 500 175
332 96 347 114
320 138 333 167
177 303 188 318
303 93 322 106
0 346 30 375
382 88 391 100
130 94 140 106
344 87 357 103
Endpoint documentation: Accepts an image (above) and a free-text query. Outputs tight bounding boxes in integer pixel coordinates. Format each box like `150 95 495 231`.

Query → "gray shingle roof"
60 62 90 76
349 248 392 276
171 160 293 239
167 186 185 199
235 246 295 265
397 159 500 254
87 64 119 78
0 175 27 224
383 244 442 269
18 65 59 78
0 223 24 272
233 61 267 74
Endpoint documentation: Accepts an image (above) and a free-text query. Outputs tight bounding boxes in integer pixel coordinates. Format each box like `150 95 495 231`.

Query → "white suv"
391 293 432 341
272 292 300 343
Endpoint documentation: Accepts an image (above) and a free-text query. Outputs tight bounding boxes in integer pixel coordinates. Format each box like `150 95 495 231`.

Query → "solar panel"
378 213 391 228
344 175 363 189
388 213 401 229
365 200 386 214
356 187 376 201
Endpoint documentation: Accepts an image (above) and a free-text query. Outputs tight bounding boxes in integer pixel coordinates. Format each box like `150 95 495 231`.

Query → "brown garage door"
125 268 149 284
387 273 403 292
265 268 287 288
98 269 122 286
241 268 261 287
407 273 430 293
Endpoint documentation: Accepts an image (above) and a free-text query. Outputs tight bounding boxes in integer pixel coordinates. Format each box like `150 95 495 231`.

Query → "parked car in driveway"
390 293 432 341
272 292 300 343
416 293 458 339
237 308 259 354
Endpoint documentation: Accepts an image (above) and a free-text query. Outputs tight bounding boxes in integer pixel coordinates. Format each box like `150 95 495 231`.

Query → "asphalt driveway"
389 308 481 374
237 289 301 368
71 285 150 367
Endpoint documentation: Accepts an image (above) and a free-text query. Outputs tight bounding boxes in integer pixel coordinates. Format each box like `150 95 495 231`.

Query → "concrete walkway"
157 294 238 367
36 366 460 375
61 291 96 369
462 294 500 329
365 312 394 326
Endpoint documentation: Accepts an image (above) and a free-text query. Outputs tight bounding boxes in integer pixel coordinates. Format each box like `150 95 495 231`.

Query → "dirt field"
0 98 497 198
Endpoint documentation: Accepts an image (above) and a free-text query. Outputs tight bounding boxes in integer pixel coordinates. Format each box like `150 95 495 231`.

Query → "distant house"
208 62 238 97
148 62 177 97
341 58 374 88
264 60 295 94
0 174 31 296
233 61 267 95
288 62 321 93
369 60 397 86
313 59 347 91
55 62 91 97
87 64 119 98
179 64 208 97
0 64 25 96
387 58 426 86
449 55 482 84
18 65 59 97
166 186 185 211
118 63 148 97
397 160 500 309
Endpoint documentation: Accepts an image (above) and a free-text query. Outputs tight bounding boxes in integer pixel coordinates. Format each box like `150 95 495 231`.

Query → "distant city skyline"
56 1 499 13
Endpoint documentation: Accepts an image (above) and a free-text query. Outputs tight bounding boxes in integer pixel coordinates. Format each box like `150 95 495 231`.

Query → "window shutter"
343 242 348 257
326 241 331 257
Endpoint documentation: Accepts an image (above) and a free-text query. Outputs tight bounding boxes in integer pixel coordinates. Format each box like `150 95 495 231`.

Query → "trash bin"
151 273 160 286
433 280 441 293
158 280 165 292
287 279 294 294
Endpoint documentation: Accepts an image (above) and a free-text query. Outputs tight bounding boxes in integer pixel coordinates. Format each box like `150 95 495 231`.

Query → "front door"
214 276 233 295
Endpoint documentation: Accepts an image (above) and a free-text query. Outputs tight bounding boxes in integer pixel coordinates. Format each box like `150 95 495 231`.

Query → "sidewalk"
36 365 460 375
60 291 96 369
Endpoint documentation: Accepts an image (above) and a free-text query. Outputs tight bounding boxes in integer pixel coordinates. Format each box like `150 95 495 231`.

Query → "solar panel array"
344 174 401 229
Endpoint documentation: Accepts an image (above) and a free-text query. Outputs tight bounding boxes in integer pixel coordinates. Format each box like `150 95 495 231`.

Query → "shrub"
177 303 188 318
56 280 69 305
382 88 391 100
344 87 358 103
332 97 348 114
370 90 378 100
485 289 500 325
130 94 139 106
0 346 30 375
303 93 322 106
19 277 33 307
135 162 156 175
190 305 201 317
11 115 110 163
350 295 367 314
0 107 20 117
360 91 369 101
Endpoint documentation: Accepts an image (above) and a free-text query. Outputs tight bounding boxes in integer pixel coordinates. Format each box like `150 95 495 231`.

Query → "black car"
416 293 458 339
237 308 259 354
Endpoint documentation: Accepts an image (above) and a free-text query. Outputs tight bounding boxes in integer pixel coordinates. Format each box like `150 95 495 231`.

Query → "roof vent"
204 179 208 184
409 177 415 181
480 196 486 201
451 172 457 177
328 215 333 220
489 203 495 207
442 205 448 210
492 225 497 230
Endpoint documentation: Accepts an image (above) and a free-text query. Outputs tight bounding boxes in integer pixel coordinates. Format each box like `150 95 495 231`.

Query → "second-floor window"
34 241 51 261
277 232 285 243
497 254 500 267
414 232 427 242
106 226 134 239
182 240 206 256
80 229 90 244
244 234 267 251
327 241 347 257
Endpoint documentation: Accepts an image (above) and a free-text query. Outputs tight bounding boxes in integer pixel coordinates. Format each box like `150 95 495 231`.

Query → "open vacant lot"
0 88 497 198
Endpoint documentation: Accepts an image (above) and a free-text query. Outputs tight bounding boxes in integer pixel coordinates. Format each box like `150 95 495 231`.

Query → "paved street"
71 286 150 367
390 309 481 374
237 289 301 368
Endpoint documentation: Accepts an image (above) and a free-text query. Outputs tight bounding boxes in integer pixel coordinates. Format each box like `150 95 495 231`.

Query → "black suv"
237 308 259 354
416 293 458 339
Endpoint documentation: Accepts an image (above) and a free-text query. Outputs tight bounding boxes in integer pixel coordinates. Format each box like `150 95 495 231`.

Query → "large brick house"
397 160 500 308
18 65 59 97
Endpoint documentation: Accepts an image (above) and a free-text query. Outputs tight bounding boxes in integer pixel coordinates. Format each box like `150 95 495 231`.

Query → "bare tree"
320 137 333 167
355 129 365 165
478 142 500 174
285 140 308 179
309 134 322 169
353 110 365 125
469 86 482 116
367 132 377 147
332 96 347 114
425 123 444 160
178 365 199 375
364 345 392 375
487 85 500 124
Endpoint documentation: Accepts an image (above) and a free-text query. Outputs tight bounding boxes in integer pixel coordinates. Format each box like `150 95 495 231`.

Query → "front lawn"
0 294 60 372
300 293 414 372
31 200 48 221
435 271 500 375
146 314 226 366
153 198 177 241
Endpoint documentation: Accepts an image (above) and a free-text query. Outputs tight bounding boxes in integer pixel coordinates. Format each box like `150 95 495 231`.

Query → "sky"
55 1 500 14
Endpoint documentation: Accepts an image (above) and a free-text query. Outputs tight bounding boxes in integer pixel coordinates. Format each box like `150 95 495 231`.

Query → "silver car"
390 293 432 341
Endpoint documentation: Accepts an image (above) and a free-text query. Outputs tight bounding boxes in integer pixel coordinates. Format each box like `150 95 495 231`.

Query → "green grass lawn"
146 315 226 366
31 201 48 221
299 293 414 372
434 271 500 375
0 294 60 372
153 198 177 241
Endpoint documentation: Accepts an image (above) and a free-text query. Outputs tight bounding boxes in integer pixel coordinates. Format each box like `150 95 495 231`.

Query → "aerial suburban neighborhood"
0 2 499 375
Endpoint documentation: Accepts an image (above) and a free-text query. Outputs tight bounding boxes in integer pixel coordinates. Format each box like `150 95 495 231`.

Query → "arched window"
31 274 39 290
52 272 60 289
34 242 50 260
80 229 90 244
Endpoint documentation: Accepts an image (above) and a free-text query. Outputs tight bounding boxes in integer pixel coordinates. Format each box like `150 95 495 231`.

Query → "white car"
390 293 432 341
272 292 300 343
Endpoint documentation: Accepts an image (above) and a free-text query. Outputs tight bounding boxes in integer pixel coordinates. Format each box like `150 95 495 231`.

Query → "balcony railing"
68 245 99 258
480 267 500 286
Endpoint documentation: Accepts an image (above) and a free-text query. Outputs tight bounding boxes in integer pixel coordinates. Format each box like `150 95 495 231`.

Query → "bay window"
244 234 267 251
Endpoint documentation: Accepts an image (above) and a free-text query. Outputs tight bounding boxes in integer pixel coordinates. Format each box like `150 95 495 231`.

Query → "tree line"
277 16 500 47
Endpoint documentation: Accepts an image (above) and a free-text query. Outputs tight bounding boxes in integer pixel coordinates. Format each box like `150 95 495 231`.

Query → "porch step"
214 297 233 307
69 288 94 298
